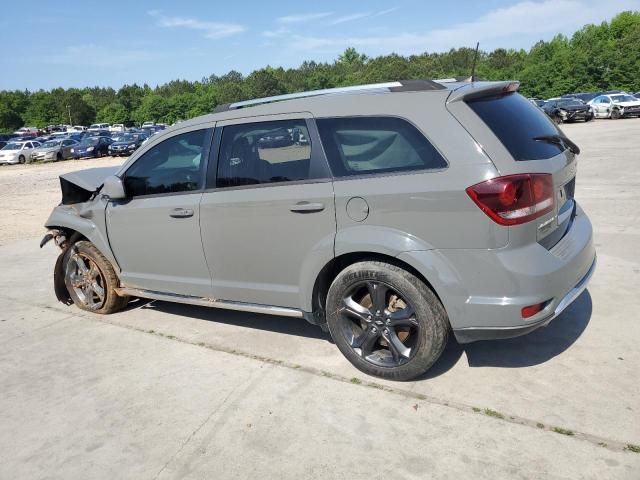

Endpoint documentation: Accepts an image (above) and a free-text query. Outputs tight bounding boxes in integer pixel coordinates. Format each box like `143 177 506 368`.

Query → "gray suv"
42 80 596 380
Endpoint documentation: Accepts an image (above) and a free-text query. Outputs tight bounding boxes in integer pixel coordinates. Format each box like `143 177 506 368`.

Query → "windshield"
80 138 99 146
2 143 23 150
42 141 61 148
113 134 134 142
610 94 636 103
558 99 583 107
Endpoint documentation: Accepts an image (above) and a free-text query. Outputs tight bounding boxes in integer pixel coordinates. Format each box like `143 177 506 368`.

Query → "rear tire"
56 152 62 161
18 155 25 164
325 261 449 381
63 240 129 314
611 109 621 120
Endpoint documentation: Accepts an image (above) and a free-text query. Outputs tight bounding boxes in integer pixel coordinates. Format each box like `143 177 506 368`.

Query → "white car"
88 123 110 132
587 93 640 119
67 125 87 132
13 127 39 136
0 141 41 165
141 121 155 128
110 124 125 133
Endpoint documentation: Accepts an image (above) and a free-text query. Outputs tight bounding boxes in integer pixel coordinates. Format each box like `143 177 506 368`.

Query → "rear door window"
466 93 565 161
215 120 314 188
316 116 446 177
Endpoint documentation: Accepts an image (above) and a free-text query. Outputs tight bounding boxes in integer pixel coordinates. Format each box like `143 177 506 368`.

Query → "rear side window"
316 117 446 177
466 93 565 161
216 120 313 188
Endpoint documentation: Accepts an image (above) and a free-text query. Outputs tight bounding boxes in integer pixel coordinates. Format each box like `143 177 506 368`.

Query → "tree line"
1 11 638 132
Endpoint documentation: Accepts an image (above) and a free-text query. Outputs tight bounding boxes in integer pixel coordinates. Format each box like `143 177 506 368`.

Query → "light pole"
67 105 72 126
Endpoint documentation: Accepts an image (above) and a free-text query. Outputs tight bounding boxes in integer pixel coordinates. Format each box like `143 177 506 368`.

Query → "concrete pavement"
0 120 639 478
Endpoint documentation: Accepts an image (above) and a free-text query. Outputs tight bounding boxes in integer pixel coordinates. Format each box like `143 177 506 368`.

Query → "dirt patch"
0 157 123 246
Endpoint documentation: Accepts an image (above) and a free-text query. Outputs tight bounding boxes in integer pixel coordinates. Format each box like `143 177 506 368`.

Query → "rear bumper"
398 204 596 343
453 256 595 343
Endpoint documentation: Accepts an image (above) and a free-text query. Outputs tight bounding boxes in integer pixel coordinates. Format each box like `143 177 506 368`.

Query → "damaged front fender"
43 166 122 306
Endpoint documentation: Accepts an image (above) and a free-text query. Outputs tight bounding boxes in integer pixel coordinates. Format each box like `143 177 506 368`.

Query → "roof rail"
222 80 446 111
227 82 402 110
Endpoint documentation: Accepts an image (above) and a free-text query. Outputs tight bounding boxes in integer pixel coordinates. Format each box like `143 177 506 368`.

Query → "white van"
88 123 110 132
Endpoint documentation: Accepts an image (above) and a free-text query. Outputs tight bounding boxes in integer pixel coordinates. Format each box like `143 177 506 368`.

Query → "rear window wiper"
533 134 580 155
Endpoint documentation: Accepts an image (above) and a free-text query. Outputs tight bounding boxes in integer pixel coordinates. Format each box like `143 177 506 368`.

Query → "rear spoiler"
446 81 520 103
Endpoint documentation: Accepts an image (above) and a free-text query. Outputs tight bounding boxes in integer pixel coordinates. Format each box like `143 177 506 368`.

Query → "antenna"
471 42 480 82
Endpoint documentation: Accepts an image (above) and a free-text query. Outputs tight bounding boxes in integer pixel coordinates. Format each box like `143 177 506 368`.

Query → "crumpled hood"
60 166 119 202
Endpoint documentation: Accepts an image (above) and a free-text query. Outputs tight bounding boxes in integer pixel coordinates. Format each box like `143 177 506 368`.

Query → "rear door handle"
289 202 325 213
170 208 194 218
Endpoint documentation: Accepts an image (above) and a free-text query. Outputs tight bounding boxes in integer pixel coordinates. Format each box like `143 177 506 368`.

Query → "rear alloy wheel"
326 261 449 381
611 109 621 120
18 155 25 164
63 240 129 314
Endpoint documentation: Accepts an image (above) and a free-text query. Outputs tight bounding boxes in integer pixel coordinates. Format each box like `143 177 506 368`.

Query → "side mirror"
102 175 126 200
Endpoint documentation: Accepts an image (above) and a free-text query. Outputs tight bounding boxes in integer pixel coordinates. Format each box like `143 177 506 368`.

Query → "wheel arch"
45 205 119 271
306 251 448 327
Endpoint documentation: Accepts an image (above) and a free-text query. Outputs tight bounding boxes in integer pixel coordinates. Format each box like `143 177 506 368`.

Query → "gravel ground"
0 157 123 246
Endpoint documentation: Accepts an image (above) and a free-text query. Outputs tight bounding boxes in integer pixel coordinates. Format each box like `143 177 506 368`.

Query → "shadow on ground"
139 300 331 341
135 289 592 380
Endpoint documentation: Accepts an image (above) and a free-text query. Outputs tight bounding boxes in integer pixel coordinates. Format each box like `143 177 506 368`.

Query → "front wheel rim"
66 253 106 310
337 280 420 368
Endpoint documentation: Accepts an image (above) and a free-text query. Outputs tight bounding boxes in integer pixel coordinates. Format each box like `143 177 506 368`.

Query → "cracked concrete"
0 120 639 478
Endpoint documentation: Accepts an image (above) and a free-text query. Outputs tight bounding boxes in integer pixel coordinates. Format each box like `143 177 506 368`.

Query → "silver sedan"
30 139 79 162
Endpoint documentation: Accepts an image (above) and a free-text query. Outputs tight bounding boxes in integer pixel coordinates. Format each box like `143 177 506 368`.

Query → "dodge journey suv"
42 80 596 380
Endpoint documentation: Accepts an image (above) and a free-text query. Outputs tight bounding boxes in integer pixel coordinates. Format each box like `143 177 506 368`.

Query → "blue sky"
1 0 637 91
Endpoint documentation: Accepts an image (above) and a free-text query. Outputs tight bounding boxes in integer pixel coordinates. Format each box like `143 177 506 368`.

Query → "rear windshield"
467 93 565 161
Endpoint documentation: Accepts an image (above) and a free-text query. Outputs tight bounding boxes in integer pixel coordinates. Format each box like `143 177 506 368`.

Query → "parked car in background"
0 133 19 143
30 138 78 162
13 127 40 137
108 133 147 156
88 123 110 132
71 136 112 159
140 125 161 137
67 125 87 132
588 93 640 119
0 140 41 164
141 121 155 128
542 97 593 123
562 92 602 103
87 130 112 138
65 132 86 142
110 124 125 133
0 140 8 149
529 98 546 107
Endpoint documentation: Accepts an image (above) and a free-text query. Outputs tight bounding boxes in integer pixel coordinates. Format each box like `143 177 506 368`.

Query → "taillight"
466 174 554 226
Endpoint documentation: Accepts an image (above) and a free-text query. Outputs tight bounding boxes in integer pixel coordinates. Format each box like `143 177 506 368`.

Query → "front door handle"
170 208 194 218
290 202 325 213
